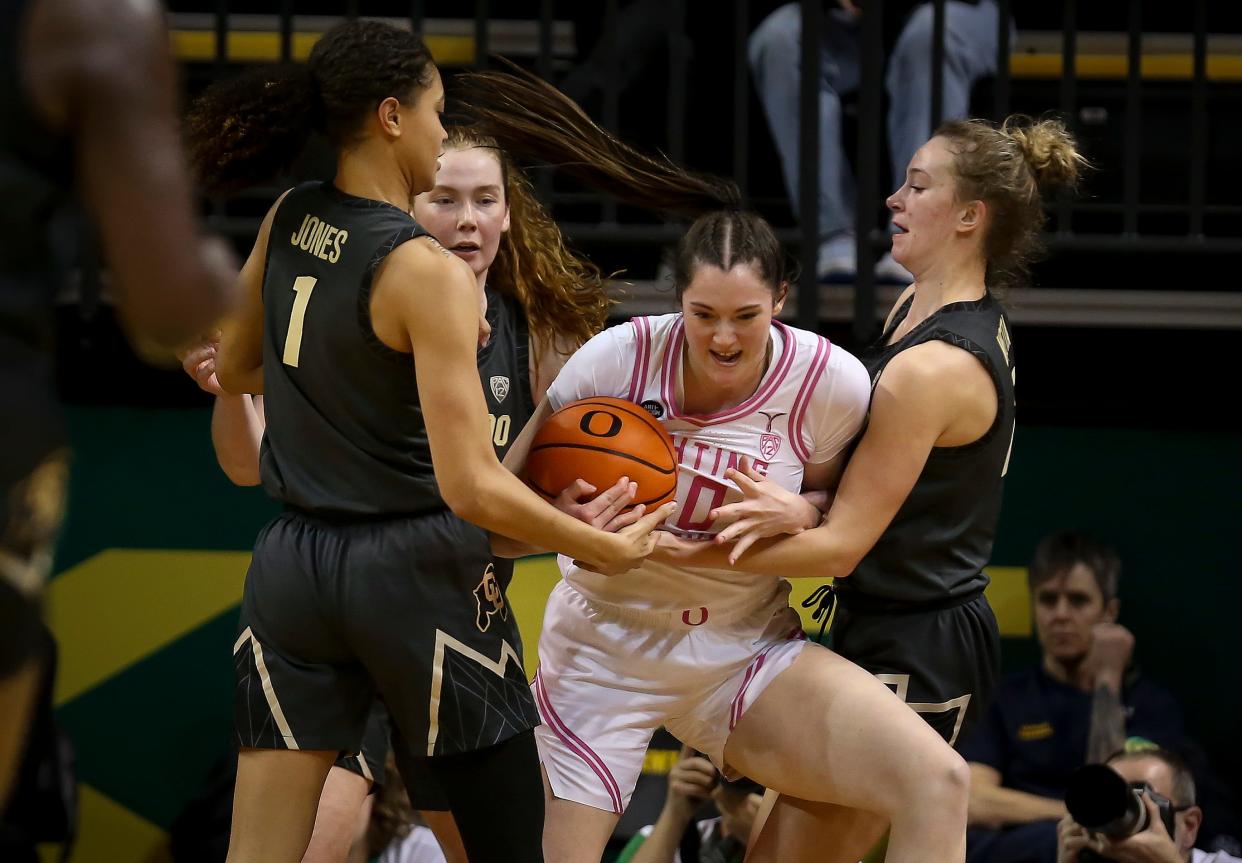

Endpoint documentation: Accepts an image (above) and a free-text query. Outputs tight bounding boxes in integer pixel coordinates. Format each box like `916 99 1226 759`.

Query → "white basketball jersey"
546 314 870 620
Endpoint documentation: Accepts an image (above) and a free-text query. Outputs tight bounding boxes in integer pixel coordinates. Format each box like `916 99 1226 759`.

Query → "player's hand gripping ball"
526 397 678 511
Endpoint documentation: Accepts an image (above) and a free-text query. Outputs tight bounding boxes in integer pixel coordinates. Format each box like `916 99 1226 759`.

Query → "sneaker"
874 252 914 285
816 234 856 284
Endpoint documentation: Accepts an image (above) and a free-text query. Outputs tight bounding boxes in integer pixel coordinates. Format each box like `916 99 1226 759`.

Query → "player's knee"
904 746 970 815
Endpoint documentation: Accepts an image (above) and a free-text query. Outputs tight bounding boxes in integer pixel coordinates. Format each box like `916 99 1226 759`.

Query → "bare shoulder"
881 340 993 403
383 234 473 287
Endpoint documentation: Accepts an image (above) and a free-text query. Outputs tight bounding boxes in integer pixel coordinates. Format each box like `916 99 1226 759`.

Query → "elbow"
817 542 867 581
221 461 261 487
441 474 487 524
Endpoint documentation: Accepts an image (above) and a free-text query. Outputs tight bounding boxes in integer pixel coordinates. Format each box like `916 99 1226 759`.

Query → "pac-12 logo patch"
473 564 509 632
640 399 664 419
489 375 510 403
758 410 785 460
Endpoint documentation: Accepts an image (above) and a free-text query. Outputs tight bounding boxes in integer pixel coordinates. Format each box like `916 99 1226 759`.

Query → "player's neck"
333 149 415 211
906 255 987 325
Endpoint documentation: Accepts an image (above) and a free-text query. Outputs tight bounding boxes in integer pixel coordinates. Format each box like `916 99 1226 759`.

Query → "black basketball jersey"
258 181 441 517
477 284 535 462
477 284 536 594
842 291 1016 606
1 0 74 484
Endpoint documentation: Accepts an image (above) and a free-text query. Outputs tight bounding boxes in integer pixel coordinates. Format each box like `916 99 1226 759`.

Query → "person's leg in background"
749 3 863 281
881 0 1007 281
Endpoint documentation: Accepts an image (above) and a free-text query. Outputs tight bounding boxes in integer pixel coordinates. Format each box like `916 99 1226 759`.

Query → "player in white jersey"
550 309 862 623
499 210 972 863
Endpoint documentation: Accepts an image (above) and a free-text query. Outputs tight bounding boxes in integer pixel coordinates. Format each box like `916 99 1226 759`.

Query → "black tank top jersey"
1 0 74 482
477 284 535 462
842 291 1016 607
258 181 441 517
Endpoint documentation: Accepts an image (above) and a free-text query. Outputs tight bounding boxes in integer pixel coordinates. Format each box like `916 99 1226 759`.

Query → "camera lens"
1066 765 1150 838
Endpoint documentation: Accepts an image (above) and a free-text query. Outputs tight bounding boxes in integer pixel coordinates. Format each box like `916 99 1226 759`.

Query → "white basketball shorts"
532 579 809 813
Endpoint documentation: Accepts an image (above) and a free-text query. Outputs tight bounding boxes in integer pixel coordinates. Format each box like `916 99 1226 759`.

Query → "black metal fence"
186 0 1237 339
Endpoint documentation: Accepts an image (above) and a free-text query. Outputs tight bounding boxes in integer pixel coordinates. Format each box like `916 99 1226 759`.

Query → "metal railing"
187 0 1239 337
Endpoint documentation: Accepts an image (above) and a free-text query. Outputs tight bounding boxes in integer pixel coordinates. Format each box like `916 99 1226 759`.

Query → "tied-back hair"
187 20 436 195
454 63 790 300
440 127 611 352
935 114 1089 291
672 211 789 301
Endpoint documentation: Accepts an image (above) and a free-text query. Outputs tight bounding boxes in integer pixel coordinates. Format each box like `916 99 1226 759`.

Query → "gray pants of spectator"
748 1 1006 242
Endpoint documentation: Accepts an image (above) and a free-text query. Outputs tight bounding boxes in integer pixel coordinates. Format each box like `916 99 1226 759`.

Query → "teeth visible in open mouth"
712 351 741 363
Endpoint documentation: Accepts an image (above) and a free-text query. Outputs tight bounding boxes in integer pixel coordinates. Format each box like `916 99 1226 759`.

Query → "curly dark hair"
187 20 435 194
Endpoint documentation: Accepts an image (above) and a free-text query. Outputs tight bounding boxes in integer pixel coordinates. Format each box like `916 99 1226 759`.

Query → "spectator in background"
962 532 1186 863
1056 745 1240 863
748 0 1007 282
616 745 762 863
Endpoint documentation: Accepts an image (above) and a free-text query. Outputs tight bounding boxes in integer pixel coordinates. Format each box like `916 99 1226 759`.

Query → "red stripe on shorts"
534 671 624 814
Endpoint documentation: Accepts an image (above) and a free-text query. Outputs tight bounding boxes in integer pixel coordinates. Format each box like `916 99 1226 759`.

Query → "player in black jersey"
180 126 619 862
653 116 1087 859
1 0 237 806
185 27 666 859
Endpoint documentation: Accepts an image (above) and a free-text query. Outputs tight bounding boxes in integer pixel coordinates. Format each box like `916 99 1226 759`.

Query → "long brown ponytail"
454 65 789 302
453 63 740 218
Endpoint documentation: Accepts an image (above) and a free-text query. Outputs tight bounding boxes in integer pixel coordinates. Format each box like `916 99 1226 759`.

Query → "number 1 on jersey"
283 276 318 367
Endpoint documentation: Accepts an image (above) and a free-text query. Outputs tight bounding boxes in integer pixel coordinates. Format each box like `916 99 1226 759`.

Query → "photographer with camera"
616 745 762 863
1057 747 1238 863
961 532 1186 863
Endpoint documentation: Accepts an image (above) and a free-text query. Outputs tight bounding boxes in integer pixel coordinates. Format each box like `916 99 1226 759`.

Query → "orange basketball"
526 397 678 510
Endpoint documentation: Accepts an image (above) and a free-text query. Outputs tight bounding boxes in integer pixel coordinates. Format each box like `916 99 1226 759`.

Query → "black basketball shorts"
829 590 1001 747
333 701 390 788
232 509 540 768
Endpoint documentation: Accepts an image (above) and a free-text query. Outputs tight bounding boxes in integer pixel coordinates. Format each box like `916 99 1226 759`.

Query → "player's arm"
700 452 844 560
215 195 286 396
375 241 669 572
968 763 1067 829
656 342 985 574
179 336 266 485
211 395 265 486
488 398 554 558
25 0 238 352
529 331 581 404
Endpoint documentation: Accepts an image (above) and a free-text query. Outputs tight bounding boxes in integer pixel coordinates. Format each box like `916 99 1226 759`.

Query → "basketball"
526 397 678 510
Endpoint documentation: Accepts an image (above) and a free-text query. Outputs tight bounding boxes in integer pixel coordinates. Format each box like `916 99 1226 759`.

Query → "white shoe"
817 235 856 283
874 252 913 285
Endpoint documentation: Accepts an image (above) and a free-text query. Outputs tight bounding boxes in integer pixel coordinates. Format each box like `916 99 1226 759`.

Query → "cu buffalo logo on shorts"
759 410 785 461
473 563 509 633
